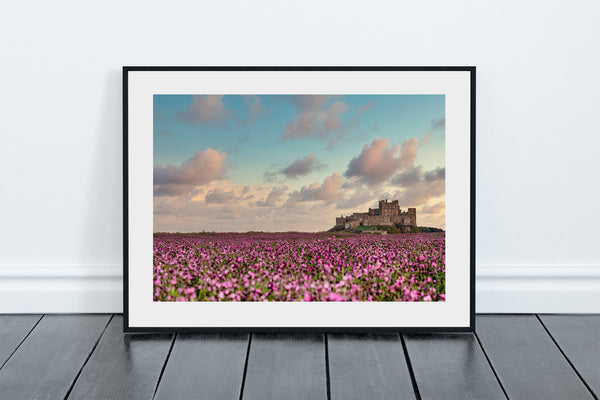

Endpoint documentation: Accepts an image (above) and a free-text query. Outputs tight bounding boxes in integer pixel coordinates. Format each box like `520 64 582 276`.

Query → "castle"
336 199 417 231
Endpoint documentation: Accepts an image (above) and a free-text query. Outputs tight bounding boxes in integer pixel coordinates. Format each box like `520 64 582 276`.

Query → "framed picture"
123 67 475 332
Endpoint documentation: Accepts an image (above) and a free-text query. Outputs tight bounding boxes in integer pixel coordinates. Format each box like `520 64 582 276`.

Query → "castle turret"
379 199 400 216
407 208 417 227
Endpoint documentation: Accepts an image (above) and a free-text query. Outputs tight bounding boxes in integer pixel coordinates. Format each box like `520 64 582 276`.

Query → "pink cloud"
154 148 227 195
344 137 418 185
292 95 329 111
176 95 228 124
420 132 433 148
288 173 344 204
281 100 347 141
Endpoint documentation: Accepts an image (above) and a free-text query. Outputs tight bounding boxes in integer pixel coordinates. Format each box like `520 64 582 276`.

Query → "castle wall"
336 200 417 228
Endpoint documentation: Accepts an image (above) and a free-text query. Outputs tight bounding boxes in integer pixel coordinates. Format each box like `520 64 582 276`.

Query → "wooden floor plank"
404 333 506 400
539 314 600 398
476 315 594 400
154 333 249 400
0 314 41 367
0 314 110 400
66 315 173 400
242 333 327 400
328 333 415 400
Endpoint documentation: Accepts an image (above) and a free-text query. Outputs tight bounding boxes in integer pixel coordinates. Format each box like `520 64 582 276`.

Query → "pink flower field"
153 232 445 302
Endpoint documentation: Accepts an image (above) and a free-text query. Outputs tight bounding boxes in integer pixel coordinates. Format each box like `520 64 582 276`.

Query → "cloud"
419 118 442 148
281 113 316 140
152 183 194 196
287 173 344 204
281 154 325 179
356 100 375 114
154 193 342 233
280 97 374 148
397 181 445 209
420 132 433 148
424 167 445 181
240 96 265 125
154 181 304 231
282 100 347 141
216 204 241 219
205 188 236 204
431 117 445 130
154 148 227 195
344 137 418 185
391 166 424 187
393 167 445 206
263 169 280 183
176 95 228 124
256 186 288 207
264 154 325 182
175 95 265 128
421 201 445 214
335 190 374 210
418 201 446 229
292 95 330 111
226 143 242 154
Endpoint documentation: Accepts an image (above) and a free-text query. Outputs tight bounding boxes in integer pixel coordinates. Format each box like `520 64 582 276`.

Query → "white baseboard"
476 266 600 313
0 266 599 314
0 267 123 313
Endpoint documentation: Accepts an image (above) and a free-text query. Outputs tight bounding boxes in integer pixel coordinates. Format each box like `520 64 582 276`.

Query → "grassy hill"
329 225 444 234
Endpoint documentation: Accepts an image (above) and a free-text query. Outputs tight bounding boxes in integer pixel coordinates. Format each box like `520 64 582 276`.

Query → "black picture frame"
123 66 475 333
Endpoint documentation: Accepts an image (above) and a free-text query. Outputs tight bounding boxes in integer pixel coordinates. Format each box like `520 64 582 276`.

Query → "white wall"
1 0 599 313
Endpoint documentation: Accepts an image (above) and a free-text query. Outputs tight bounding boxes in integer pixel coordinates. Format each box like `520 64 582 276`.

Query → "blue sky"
153 94 446 232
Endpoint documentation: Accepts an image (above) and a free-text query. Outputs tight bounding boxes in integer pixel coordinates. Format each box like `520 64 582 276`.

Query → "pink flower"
325 293 346 302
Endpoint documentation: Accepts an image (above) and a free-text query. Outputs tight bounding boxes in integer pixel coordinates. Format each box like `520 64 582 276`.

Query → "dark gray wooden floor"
0 315 598 400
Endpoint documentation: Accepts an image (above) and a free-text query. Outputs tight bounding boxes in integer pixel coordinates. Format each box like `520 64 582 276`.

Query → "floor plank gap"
0 314 43 371
473 331 510 400
238 333 252 400
535 315 598 400
152 333 177 400
400 334 422 400
243 333 328 400
63 314 114 400
476 315 594 399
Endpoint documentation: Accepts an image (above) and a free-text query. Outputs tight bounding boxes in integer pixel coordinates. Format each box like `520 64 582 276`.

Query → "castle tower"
379 199 400 216
407 208 417 227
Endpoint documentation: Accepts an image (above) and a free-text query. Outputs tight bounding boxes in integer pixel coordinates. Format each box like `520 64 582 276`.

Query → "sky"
153 94 445 232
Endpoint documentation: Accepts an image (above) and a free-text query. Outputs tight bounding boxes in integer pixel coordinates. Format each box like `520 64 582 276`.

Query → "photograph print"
152 93 446 303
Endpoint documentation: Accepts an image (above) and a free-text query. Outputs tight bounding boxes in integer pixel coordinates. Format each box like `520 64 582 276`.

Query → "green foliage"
385 225 400 234
353 225 401 234
354 225 376 231
416 226 445 233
